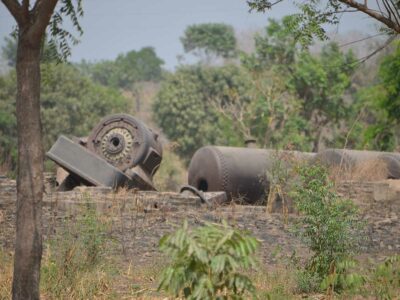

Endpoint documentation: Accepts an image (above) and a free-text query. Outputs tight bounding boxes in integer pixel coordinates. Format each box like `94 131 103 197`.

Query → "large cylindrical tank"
312 149 400 179
188 146 315 203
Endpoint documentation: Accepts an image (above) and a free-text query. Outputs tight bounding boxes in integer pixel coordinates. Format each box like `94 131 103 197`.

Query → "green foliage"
242 18 356 151
243 70 312 150
47 0 84 62
370 255 400 299
181 23 237 60
356 42 400 151
291 165 364 292
153 64 249 160
0 63 128 171
320 259 365 293
241 16 297 70
154 18 357 156
380 44 400 121
41 205 113 298
40 63 128 148
158 221 259 299
80 47 164 89
294 269 320 293
290 43 356 123
5 0 83 62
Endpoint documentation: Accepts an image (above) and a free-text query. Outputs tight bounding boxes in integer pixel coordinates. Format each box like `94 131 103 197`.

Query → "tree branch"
387 0 400 26
339 0 400 33
21 0 30 23
358 35 396 64
28 0 58 42
1 0 23 24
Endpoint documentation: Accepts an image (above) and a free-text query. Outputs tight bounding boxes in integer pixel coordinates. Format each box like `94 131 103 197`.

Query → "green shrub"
291 165 364 293
371 255 400 299
320 259 365 294
158 221 259 299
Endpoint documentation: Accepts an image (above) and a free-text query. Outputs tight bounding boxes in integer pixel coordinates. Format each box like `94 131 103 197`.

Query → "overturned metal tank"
312 149 400 179
47 114 163 191
187 146 314 203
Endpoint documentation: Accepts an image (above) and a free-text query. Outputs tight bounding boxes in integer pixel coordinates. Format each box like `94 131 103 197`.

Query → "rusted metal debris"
47 114 400 204
188 146 400 204
47 114 163 191
188 146 314 204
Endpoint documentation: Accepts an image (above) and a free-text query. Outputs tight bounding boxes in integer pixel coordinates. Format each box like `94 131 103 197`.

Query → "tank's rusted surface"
313 149 400 179
47 114 163 191
187 146 315 203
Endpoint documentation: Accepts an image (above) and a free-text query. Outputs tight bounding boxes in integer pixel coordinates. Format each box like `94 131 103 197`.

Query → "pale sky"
0 0 380 69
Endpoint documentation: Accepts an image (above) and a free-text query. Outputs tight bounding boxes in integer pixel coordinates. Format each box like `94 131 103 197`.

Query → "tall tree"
80 47 164 89
0 1 82 299
357 42 400 150
243 18 356 151
153 64 249 159
181 23 237 63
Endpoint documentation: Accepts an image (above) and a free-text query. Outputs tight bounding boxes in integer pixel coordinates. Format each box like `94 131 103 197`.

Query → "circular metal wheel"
87 114 148 171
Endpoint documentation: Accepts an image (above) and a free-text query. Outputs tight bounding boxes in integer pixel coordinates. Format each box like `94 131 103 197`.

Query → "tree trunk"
12 33 43 300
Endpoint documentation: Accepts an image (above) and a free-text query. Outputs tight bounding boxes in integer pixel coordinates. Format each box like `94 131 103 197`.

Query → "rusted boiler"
187 146 314 203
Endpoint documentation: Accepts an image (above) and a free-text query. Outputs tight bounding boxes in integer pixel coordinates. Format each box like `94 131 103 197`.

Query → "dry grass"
0 250 13 300
0 249 166 300
328 157 398 183
153 144 186 192
350 158 392 181
2 245 399 299
251 266 298 299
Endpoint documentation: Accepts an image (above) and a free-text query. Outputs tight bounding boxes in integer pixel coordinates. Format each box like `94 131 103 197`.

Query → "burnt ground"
1 176 399 269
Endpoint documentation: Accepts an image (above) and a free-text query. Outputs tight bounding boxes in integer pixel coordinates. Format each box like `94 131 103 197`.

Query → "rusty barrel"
188 146 314 203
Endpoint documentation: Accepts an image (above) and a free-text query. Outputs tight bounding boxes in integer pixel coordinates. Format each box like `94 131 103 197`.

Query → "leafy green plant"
158 221 259 299
370 255 400 299
291 164 364 293
321 259 365 296
181 23 237 61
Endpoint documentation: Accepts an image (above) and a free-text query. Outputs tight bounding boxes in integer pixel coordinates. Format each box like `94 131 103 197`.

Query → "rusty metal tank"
187 146 315 203
312 149 400 179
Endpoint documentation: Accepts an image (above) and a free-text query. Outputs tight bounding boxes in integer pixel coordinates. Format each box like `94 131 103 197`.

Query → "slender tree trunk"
12 32 43 300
